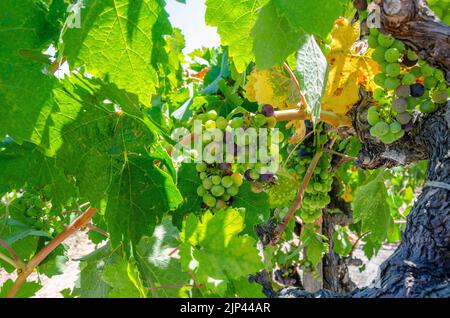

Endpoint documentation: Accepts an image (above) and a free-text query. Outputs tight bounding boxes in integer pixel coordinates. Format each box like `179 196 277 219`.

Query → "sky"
165 0 221 53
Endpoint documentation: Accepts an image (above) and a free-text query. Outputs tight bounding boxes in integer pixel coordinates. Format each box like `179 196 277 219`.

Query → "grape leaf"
275 0 347 39
296 35 328 123
63 0 169 106
136 218 191 298
205 0 269 72
180 208 263 296
102 257 147 298
0 280 41 298
251 0 305 69
352 171 391 243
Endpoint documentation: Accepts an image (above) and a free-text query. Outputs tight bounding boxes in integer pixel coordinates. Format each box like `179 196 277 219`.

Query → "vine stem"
271 151 324 245
6 207 97 298
274 109 352 127
0 239 25 270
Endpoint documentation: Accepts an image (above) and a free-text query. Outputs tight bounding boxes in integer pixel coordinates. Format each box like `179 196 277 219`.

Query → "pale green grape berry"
211 185 225 197
202 177 213 190
203 194 216 208
373 88 386 100
396 112 412 125
253 114 267 127
378 33 395 48
196 162 207 172
266 116 277 128
389 121 402 134
372 47 387 63
230 117 244 129
250 182 264 194
216 117 228 130
221 176 234 188
374 73 386 86
420 64 434 77
380 131 396 144
401 73 416 86
227 185 239 196
204 119 216 129
368 34 378 48
199 172 208 180
249 170 260 180
434 69 445 82
432 91 449 104
370 28 380 36
215 199 227 209
386 63 401 77
407 50 419 61
384 48 400 63
424 77 438 89
374 121 390 136
391 40 406 53
392 98 408 112
370 126 380 137
207 110 218 120
394 129 405 139
406 97 418 109
367 110 380 125
197 186 206 197
231 173 243 187
211 175 221 185
384 77 401 90
419 100 436 113
411 66 422 78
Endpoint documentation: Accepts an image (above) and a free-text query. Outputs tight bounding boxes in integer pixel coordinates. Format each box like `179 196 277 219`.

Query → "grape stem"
274 109 352 127
0 239 25 270
5 207 97 298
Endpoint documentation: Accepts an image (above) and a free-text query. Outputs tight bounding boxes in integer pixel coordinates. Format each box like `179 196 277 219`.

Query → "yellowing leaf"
286 120 306 144
322 18 379 115
244 66 300 109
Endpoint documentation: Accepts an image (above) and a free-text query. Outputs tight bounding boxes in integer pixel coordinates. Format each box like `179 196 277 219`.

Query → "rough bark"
278 0 450 298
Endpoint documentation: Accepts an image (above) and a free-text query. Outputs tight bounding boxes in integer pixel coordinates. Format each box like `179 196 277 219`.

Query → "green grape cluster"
428 0 450 24
287 145 333 224
367 27 449 144
193 105 281 210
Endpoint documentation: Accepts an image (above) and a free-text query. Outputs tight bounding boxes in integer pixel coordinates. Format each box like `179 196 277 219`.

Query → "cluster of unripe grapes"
12 190 56 231
368 28 449 144
287 142 333 224
428 0 450 24
194 105 281 210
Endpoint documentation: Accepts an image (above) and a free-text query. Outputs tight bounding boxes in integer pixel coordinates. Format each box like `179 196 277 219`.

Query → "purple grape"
402 56 418 67
402 121 414 132
244 169 253 181
260 174 274 183
410 83 425 97
261 104 275 117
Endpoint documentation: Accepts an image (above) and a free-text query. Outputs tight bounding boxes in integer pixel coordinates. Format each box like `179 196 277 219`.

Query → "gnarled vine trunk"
279 0 450 298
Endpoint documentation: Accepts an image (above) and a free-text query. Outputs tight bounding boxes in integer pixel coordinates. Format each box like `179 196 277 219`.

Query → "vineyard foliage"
1 0 446 298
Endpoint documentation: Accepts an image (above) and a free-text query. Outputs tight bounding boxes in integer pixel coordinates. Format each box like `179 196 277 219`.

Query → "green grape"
197 185 206 197
227 185 239 196
401 73 416 86
419 100 436 113
384 48 400 63
411 66 422 77
250 182 264 194
386 63 401 77
196 162 207 172
424 77 438 89
203 194 217 208
223 193 231 201
211 175 221 185
313 183 322 192
215 199 227 209
396 112 412 125
373 87 386 100
231 173 243 187
420 63 434 77
391 40 406 53
374 73 386 86
368 34 378 48
372 47 387 63
378 33 395 48
384 77 401 90
389 121 402 134
367 110 380 125
207 110 218 120
368 106 379 113
432 90 449 104
211 185 225 197
202 132 213 143
249 170 260 180
392 98 408 112
204 120 216 129
374 121 390 136
407 50 419 61
406 97 418 110
434 69 445 82
216 117 228 130
266 116 277 128
202 177 213 190
380 131 396 144
230 117 244 129
253 114 267 127
221 176 234 188
394 129 405 139
380 62 388 73
370 28 380 36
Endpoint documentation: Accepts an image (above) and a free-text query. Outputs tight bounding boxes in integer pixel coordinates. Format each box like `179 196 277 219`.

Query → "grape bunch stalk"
367 27 449 144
